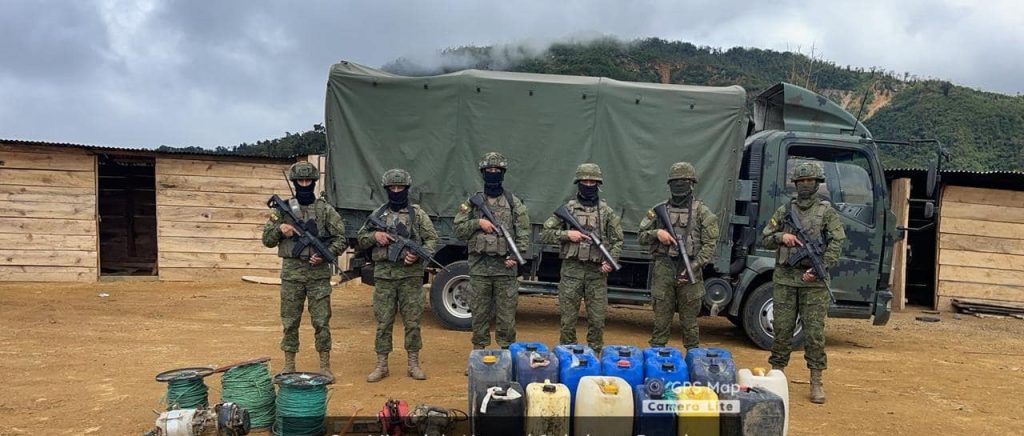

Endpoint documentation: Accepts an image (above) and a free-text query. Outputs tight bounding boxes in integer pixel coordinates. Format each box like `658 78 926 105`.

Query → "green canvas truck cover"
324 61 747 235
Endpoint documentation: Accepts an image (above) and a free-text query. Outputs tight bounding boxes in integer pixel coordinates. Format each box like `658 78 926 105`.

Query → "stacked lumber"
936 186 1024 311
0 144 98 282
951 298 1024 316
155 157 292 281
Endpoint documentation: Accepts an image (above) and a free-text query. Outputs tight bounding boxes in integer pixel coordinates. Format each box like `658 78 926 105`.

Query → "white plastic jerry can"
574 376 633 436
525 380 570 436
737 367 790 436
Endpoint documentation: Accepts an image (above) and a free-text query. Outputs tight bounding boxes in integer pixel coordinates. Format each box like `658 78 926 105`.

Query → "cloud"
0 0 1020 149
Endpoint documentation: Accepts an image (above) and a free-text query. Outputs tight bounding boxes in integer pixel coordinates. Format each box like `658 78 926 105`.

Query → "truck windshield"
785 146 875 226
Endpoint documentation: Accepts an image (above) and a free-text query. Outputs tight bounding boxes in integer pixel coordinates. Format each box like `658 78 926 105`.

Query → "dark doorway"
98 156 157 275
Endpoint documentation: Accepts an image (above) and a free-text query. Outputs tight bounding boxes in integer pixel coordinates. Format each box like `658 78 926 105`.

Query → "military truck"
322 61 929 349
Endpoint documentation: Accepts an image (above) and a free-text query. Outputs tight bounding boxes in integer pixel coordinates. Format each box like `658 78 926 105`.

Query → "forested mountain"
174 37 1023 171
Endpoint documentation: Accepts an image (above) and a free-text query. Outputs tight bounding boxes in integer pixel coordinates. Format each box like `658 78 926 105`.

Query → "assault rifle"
468 193 526 265
652 203 696 283
267 194 340 268
553 205 621 271
366 213 449 272
783 203 837 303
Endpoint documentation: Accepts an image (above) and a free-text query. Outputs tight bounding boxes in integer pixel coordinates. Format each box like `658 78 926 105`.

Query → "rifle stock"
366 213 449 272
652 204 696 283
553 205 621 271
267 195 340 268
468 193 526 265
784 204 836 303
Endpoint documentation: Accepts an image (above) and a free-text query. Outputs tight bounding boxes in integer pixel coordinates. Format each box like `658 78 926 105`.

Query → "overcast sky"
2 0 1021 149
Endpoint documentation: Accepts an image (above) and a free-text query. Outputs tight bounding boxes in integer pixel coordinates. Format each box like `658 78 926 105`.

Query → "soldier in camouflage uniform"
454 152 530 351
540 163 624 355
356 169 438 382
262 162 347 378
638 162 719 350
761 161 846 404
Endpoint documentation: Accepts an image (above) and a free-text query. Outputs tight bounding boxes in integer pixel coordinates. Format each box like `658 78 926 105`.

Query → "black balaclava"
387 187 409 211
796 180 819 199
668 179 693 207
576 182 600 206
294 181 317 205
482 169 505 197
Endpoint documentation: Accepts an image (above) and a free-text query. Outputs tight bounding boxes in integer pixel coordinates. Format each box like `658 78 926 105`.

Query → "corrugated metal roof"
1 138 295 162
885 167 1024 191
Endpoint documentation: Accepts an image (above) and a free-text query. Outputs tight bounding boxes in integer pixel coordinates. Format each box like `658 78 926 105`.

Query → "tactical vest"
371 205 417 263
777 200 830 267
468 192 515 256
650 199 702 258
277 201 326 259
559 199 605 264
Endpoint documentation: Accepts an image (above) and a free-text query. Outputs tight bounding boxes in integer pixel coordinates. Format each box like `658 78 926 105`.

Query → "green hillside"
195 37 1024 171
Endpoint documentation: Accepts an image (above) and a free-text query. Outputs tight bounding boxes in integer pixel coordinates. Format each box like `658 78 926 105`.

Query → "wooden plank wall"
155 157 293 281
0 145 98 281
936 185 1024 310
889 178 911 311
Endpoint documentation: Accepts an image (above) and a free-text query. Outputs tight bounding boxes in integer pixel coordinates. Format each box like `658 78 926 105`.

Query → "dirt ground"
0 279 1021 436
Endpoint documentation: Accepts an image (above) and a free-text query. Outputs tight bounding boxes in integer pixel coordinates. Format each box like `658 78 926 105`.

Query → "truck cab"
726 83 897 349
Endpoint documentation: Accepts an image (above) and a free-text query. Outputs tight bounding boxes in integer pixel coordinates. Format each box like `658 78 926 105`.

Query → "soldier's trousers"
280 279 332 353
470 275 519 348
769 283 828 370
558 273 608 354
649 272 705 350
372 276 424 354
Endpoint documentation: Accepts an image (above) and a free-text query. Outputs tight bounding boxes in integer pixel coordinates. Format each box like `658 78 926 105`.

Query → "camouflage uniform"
540 164 623 354
638 162 719 350
453 152 530 349
762 161 846 403
356 169 438 382
262 162 347 374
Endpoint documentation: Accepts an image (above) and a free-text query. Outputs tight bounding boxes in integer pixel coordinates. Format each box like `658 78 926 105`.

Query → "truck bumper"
872 289 894 326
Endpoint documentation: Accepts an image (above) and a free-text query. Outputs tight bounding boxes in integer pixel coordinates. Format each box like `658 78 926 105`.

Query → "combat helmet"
791 161 825 182
667 162 698 183
478 152 508 170
574 163 603 183
381 168 412 187
288 162 319 181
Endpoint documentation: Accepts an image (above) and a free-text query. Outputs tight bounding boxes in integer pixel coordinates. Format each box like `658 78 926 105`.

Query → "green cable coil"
273 384 328 436
221 362 277 428
164 378 209 411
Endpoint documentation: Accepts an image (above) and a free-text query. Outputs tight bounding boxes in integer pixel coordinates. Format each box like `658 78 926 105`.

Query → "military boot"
810 369 826 404
407 352 427 380
319 351 333 380
366 354 389 383
282 351 296 373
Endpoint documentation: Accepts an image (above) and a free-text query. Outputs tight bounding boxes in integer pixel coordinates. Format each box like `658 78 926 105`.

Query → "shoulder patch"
459 203 469 213
270 211 281 222
646 209 655 220
769 217 777 227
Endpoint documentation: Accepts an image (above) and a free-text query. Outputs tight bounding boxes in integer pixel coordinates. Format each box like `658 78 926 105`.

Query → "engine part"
143 403 250 436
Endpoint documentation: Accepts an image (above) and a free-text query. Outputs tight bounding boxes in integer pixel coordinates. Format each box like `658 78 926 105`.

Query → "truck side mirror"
923 201 935 219
926 161 938 198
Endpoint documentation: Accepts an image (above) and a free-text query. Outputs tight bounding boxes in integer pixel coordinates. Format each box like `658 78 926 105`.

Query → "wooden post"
890 178 911 311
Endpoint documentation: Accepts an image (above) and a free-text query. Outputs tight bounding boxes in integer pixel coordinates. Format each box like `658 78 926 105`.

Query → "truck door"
781 142 886 305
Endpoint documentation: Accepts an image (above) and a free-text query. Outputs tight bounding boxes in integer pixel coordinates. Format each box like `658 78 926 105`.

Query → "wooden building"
935 183 1024 311
1 139 300 282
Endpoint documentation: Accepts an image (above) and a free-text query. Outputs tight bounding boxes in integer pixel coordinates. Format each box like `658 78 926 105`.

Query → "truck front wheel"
741 282 805 350
429 260 473 331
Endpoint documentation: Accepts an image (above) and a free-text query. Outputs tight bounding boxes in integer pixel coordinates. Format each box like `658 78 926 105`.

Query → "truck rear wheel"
429 260 473 331
741 282 805 350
